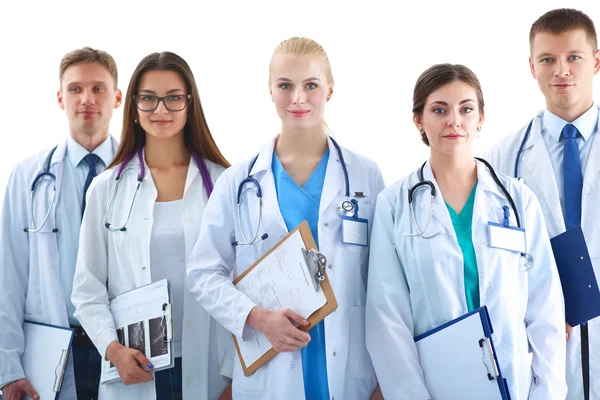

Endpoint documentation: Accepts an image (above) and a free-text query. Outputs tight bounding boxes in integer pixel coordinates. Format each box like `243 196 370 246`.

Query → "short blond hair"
59 47 118 88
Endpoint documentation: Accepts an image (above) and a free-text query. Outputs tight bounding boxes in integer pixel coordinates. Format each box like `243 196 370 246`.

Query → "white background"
0 0 599 206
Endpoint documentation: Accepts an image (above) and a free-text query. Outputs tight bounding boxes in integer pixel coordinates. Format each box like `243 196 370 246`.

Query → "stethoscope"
231 136 354 246
407 157 533 269
24 145 60 233
103 147 214 231
513 119 534 179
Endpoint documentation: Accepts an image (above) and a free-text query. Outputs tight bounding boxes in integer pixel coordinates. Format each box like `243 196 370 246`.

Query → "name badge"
342 216 368 246
488 222 526 253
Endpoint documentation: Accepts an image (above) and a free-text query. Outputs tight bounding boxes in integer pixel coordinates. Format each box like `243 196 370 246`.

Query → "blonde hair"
268 37 334 84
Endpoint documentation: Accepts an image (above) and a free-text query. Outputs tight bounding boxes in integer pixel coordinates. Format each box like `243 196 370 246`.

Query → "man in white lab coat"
0 47 122 400
485 8 600 400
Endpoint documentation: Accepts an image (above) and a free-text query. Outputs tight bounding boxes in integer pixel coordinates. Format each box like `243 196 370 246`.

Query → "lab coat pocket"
348 306 375 379
231 349 270 396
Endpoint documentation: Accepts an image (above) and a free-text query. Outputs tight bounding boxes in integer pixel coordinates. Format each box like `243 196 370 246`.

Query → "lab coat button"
487 287 493 293
142 266 147 270
328 264 333 269
185 320 193 329
290 364 295 369
332 351 336 356
324 222 329 227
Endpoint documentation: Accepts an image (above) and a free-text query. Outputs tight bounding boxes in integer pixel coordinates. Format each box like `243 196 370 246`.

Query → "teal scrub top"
445 181 480 312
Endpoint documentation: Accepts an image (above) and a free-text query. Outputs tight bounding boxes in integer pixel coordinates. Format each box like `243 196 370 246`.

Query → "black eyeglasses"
133 94 191 112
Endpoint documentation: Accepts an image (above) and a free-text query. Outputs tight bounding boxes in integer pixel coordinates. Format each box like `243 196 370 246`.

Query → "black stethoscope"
231 136 354 246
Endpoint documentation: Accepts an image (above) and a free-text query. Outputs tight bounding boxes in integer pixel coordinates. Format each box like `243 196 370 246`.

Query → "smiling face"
414 80 484 157
135 69 189 141
269 53 333 131
529 29 600 120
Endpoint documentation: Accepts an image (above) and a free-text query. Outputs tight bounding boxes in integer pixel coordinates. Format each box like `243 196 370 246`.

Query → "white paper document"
101 279 173 384
234 230 326 367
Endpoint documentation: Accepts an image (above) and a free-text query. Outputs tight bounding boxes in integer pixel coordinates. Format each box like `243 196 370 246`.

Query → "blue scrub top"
272 149 331 400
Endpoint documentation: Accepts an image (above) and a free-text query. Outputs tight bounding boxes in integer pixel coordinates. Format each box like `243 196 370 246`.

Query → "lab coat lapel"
319 137 343 217
417 161 454 238
471 160 504 229
520 118 565 234
583 107 600 199
251 138 289 235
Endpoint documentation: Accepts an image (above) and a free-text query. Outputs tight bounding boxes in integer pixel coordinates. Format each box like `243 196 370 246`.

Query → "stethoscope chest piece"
337 199 356 217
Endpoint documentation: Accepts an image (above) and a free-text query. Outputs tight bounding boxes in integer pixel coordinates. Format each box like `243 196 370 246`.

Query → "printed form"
235 230 326 367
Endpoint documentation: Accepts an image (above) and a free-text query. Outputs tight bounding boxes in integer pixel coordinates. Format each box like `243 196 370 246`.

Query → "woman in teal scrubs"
366 64 567 399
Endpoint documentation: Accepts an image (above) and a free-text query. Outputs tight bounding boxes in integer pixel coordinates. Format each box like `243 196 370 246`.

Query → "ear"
269 84 274 102
529 57 537 79
593 49 600 75
57 89 65 110
413 114 423 131
478 112 485 128
114 89 123 109
327 86 334 101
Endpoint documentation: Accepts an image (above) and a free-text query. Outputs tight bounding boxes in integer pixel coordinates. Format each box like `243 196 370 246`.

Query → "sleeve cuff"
96 328 119 361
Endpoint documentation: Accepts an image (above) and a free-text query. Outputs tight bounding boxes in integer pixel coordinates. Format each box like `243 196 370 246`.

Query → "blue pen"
502 206 510 227
351 199 359 220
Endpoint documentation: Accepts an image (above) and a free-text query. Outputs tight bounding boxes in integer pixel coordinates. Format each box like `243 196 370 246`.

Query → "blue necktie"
563 124 582 229
82 154 100 217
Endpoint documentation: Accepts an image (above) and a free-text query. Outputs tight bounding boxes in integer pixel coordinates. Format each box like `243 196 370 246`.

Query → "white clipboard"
414 306 511 400
21 321 74 400
101 279 174 384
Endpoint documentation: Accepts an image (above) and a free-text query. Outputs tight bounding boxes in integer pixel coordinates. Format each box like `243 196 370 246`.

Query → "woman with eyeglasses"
71 51 233 400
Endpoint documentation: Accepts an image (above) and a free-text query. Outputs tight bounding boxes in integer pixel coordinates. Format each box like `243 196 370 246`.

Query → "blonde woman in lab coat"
186 37 385 400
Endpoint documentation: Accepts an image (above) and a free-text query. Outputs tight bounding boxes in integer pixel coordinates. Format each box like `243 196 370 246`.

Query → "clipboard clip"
479 337 500 380
302 248 327 291
162 303 173 342
53 349 69 392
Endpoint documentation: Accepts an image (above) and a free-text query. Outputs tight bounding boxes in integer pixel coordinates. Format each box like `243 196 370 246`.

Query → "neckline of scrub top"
272 148 331 197
445 181 478 226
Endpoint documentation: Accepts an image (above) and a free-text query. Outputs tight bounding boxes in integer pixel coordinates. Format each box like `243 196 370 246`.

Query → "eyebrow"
275 77 321 83
65 80 108 86
536 50 585 58
138 88 186 94
429 99 475 106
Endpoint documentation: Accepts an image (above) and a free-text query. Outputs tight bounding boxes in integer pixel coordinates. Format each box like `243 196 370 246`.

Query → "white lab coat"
186 137 385 400
366 159 566 400
71 151 232 400
0 138 117 399
485 106 600 399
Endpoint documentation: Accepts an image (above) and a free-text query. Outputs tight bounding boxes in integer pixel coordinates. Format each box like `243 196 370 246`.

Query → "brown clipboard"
231 220 338 376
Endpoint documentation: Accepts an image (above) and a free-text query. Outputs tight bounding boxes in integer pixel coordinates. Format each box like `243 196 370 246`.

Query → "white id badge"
488 222 526 253
342 216 368 246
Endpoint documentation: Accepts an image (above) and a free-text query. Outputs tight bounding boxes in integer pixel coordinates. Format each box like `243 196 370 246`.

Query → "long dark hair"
108 51 229 169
